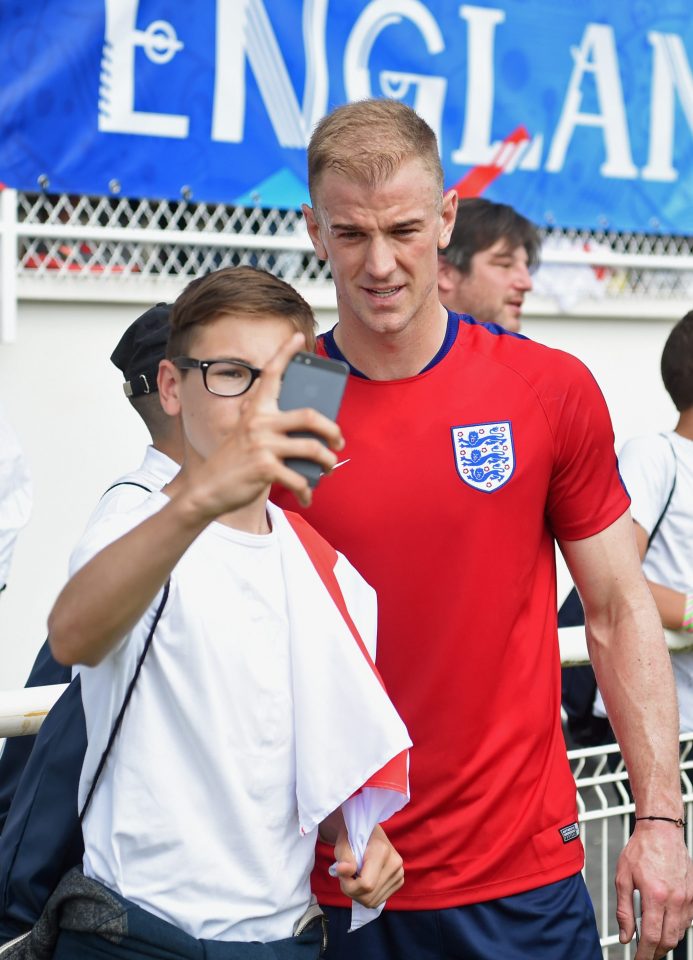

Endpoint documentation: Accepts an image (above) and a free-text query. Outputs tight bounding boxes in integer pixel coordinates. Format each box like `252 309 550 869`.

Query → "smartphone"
278 351 349 488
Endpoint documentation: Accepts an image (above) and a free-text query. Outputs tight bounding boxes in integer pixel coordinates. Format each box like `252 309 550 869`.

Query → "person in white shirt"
0 303 184 947
0 405 32 595
100 301 184 517
46 266 410 960
594 310 693 734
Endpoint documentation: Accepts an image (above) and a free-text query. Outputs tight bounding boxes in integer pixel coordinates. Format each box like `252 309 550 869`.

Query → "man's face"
438 239 532 332
163 313 296 464
303 158 456 340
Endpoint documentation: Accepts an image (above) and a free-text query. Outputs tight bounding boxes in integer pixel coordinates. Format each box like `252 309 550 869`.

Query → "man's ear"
157 360 182 416
438 188 458 250
437 257 457 297
302 203 328 260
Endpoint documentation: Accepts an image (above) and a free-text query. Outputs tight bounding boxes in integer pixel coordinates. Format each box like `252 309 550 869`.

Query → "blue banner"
0 1 691 233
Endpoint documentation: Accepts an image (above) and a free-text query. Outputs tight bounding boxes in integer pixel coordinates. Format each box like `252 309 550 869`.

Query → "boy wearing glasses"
43 267 410 960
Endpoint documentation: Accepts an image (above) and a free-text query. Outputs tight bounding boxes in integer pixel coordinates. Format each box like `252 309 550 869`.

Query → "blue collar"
321 312 462 379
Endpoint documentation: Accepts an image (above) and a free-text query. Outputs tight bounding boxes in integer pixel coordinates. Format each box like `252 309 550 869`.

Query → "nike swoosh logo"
321 458 351 479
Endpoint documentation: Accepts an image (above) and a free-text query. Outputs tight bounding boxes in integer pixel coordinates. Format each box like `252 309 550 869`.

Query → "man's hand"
616 821 693 958
333 824 404 909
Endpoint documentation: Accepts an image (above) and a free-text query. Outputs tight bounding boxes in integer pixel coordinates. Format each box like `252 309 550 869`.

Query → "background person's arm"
631 519 689 631
560 511 693 960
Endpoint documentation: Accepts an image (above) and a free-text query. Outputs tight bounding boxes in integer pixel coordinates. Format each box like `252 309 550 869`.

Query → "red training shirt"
273 315 629 909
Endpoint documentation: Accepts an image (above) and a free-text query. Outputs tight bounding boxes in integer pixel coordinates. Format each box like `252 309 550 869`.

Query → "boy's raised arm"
49 332 343 667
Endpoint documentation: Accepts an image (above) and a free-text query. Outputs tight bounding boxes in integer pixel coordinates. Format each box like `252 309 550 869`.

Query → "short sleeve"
85 482 154 530
68 493 165 577
545 354 630 541
618 435 675 536
67 494 169 665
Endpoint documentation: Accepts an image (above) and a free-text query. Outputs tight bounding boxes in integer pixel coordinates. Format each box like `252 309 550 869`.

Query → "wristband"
634 815 687 828
683 593 693 633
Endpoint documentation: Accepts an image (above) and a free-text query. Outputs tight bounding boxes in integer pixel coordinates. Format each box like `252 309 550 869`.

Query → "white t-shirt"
606 432 693 731
72 493 315 943
0 407 32 590
86 446 178 527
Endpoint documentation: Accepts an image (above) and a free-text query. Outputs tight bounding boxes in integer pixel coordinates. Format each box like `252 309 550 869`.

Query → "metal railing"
1 188 692 341
0 684 67 738
571 735 693 959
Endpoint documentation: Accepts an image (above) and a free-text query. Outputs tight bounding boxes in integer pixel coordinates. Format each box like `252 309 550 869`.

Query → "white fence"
571 735 693 959
1 188 692 341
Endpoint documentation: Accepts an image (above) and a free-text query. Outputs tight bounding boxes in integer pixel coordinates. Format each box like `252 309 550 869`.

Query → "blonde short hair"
308 99 443 205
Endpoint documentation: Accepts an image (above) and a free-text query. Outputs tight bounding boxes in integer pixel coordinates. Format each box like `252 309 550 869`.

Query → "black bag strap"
101 479 153 497
79 579 170 822
646 434 677 548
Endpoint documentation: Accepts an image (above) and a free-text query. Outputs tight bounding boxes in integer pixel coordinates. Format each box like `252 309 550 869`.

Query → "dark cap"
111 303 172 398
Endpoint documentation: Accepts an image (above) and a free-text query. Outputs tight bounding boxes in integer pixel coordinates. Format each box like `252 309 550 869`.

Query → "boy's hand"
189 332 344 515
333 824 404 909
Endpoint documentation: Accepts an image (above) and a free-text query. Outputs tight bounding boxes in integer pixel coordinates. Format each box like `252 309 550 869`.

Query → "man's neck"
675 409 693 441
333 303 450 381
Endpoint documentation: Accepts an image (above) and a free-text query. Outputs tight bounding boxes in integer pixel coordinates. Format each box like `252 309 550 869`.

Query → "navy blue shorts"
322 872 602 960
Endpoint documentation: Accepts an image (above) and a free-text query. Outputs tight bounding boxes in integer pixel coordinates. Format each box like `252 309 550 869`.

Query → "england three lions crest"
451 421 515 493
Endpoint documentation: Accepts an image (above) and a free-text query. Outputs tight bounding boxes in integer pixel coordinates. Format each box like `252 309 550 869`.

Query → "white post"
0 683 68 738
0 187 18 343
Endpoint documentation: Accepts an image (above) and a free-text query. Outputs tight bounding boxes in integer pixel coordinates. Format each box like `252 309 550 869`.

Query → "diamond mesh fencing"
16 192 330 285
571 734 693 958
12 191 693 308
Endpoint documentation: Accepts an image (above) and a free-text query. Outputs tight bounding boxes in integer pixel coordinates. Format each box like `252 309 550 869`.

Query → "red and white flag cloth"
268 503 411 930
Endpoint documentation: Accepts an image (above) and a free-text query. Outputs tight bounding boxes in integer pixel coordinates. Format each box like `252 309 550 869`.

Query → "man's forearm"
588 586 683 818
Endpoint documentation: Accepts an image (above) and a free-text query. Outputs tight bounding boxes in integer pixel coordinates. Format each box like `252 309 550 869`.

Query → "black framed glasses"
172 357 262 397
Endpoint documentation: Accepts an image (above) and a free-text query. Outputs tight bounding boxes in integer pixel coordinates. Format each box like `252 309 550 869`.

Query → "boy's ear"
158 360 182 415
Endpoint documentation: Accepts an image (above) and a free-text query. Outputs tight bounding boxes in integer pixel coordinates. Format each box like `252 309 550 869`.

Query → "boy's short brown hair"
167 266 316 359
307 98 443 206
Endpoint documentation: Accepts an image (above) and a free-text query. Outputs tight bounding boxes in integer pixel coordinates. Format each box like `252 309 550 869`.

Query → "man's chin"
502 310 522 333
354 305 412 336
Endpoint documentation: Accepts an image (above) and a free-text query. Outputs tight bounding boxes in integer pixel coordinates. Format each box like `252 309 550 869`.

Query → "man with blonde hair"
272 98 693 960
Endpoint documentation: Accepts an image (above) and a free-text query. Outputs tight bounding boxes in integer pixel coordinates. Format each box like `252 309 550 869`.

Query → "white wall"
0 299 679 689
521 313 677 606
521 314 676 446
0 301 152 689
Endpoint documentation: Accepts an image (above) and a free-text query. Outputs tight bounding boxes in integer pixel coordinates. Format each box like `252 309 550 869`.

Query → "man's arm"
560 511 693 960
